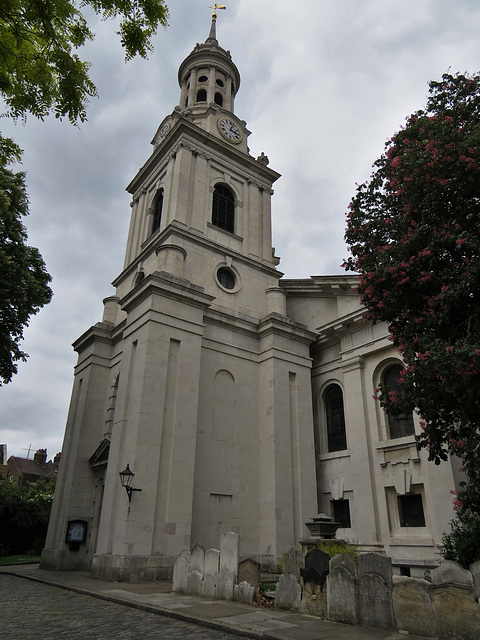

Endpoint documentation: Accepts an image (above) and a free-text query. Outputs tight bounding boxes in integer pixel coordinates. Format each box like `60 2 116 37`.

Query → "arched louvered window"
214 92 223 106
212 184 235 233
196 89 207 102
383 364 415 439
325 384 347 452
152 189 163 234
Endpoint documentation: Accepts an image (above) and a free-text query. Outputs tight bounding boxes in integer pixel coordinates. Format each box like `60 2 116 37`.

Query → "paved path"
0 574 234 640
1 564 425 640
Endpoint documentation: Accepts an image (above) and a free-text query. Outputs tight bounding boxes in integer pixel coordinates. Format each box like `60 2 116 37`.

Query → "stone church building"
41 17 458 581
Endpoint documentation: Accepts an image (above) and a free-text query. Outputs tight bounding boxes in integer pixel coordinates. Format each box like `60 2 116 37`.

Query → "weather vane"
210 4 227 20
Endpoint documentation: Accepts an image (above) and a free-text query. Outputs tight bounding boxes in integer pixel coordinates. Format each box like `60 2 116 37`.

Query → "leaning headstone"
392 576 434 638
190 542 206 575
471 560 480 600
301 547 330 587
186 569 203 596
204 548 220 579
220 532 239 578
300 580 327 617
201 573 217 599
238 558 261 592
430 560 474 588
275 572 302 611
327 553 357 624
432 583 480 640
357 553 394 630
283 548 304 581
172 556 189 593
217 568 236 600
234 581 255 604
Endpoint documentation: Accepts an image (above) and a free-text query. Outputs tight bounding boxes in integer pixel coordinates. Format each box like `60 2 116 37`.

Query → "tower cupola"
178 14 240 114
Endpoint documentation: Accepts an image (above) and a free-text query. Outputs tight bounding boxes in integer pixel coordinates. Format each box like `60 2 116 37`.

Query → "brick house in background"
3 448 61 486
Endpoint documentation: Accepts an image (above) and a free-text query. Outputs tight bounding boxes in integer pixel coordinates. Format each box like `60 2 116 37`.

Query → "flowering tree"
344 72 480 566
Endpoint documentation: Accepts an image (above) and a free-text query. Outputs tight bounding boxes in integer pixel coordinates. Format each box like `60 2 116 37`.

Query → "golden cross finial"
210 4 226 20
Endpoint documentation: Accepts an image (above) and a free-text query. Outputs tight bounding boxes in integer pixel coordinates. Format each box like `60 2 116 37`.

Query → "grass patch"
0 555 41 566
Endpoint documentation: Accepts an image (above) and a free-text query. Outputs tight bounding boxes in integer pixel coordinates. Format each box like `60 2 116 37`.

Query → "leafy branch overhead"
344 72 480 567
0 0 169 124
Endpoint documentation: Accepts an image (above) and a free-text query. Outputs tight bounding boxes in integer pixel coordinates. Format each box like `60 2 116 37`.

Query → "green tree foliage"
344 72 480 567
0 138 53 385
0 1 168 383
0 476 56 555
0 0 169 124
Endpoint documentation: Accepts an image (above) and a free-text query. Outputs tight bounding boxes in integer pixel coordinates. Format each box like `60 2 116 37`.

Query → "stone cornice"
280 275 360 298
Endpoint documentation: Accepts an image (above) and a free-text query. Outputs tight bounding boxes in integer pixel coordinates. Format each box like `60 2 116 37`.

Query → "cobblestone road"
1 574 238 640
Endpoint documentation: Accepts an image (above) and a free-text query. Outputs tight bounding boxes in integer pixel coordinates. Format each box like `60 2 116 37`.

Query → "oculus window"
217 267 236 290
324 383 347 452
212 184 235 233
383 364 415 439
152 189 164 234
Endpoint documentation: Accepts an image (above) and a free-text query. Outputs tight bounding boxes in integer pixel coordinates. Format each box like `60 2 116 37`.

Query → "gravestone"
205 548 220 578
430 560 474 588
172 556 189 593
238 558 261 591
432 583 480 640
283 548 304 581
275 572 302 611
234 581 256 604
201 574 217 598
190 542 206 575
301 547 330 587
186 568 203 596
220 532 239 578
327 553 357 624
392 576 434 638
217 568 236 600
357 553 394 630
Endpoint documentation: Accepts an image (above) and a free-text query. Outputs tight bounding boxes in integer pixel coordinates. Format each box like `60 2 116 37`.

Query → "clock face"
218 118 242 143
155 124 170 147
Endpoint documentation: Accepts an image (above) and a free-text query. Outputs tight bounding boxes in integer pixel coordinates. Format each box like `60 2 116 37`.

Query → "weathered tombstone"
217 568 236 600
327 553 357 624
432 583 480 640
275 572 302 611
204 548 220 578
283 548 304 581
357 553 394 630
201 573 217 599
471 560 480 600
172 556 189 593
301 547 330 587
186 569 203 596
300 580 327 617
220 532 239 578
392 576 434 638
430 560 474 588
238 558 261 591
190 542 206 575
234 581 255 604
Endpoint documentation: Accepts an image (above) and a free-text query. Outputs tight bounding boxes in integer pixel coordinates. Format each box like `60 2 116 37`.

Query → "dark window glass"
196 89 207 102
398 494 426 527
152 189 163 234
214 92 223 106
212 184 235 233
217 267 235 290
332 499 351 528
198 75 208 83
383 364 415 439
325 384 347 452
216 78 224 87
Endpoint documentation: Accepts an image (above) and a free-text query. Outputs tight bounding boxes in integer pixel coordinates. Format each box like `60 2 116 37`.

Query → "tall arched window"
325 384 347 452
196 89 207 102
214 92 223 106
383 364 415 439
152 189 163 234
212 184 235 233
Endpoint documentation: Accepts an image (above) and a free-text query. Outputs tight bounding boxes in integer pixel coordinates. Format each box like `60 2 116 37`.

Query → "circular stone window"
217 267 236 290
216 78 225 87
198 75 208 83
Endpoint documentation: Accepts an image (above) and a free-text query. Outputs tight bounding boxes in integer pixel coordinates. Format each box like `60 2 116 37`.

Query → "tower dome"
178 16 240 114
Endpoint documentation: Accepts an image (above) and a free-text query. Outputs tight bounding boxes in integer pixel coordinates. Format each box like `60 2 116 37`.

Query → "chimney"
34 449 47 464
54 452 61 465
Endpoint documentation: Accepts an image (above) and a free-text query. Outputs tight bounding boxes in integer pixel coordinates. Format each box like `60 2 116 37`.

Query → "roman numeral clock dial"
218 117 242 143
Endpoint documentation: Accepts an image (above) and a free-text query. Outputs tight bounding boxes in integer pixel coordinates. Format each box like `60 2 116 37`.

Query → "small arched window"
383 364 415 439
212 184 235 233
325 384 347 452
214 92 223 106
152 189 163 234
196 89 207 102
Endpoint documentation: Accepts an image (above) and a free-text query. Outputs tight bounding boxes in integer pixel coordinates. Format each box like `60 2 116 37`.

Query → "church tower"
41 15 318 581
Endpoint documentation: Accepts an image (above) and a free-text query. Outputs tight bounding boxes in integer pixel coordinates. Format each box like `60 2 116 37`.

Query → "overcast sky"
1 0 480 460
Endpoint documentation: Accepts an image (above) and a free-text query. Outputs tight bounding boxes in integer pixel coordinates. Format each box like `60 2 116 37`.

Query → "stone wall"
275 550 480 639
